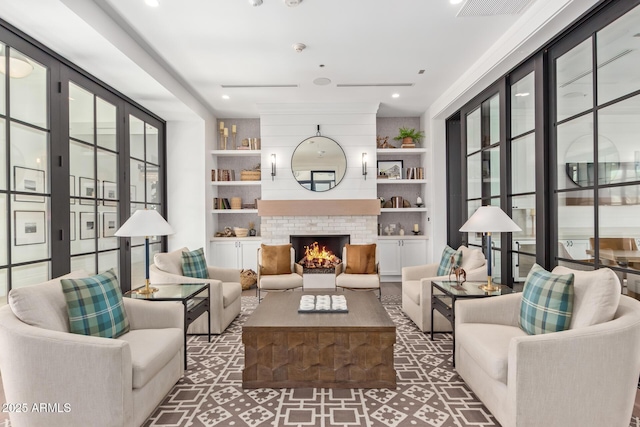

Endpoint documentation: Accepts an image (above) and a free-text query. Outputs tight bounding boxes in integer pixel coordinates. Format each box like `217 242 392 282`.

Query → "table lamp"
115 209 174 295
459 206 521 292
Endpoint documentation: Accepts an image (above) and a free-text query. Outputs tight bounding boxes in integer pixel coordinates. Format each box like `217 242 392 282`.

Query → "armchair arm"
123 298 183 331
455 293 522 328
207 266 241 283
0 307 133 427
402 263 439 281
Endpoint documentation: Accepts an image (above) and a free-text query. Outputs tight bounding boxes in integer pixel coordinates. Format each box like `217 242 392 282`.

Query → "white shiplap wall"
258 103 379 200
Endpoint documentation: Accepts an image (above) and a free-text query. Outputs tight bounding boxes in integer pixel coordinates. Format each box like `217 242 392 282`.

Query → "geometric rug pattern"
144 295 639 427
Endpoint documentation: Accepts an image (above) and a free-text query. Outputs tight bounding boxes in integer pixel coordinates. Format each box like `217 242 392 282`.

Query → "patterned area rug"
145 296 640 427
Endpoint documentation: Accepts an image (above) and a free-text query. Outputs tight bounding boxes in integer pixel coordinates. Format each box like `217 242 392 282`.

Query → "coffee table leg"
430 284 435 341
183 303 188 370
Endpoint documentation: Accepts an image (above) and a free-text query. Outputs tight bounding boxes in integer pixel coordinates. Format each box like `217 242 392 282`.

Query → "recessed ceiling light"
514 92 530 97
450 0 464 4
222 94 230 100
313 77 331 86
392 93 400 98
145 0 159 7
284 0 302 7
249 0 263 6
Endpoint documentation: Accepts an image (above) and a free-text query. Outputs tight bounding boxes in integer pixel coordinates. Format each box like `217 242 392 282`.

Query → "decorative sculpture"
448 254 466 284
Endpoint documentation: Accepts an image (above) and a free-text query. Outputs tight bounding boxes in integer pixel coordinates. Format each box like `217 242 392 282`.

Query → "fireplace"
291 234 350 289
290 235 350 266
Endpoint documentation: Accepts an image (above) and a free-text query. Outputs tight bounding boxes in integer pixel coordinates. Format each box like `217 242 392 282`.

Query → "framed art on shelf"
79 177 98 205
80 212 97 240
102 212 117 238
14 210 46 246
102 180 118 206
13 166 45 203
377 160 403 179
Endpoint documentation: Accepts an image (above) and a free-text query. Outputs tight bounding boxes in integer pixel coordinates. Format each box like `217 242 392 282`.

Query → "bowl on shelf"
234 227 249 237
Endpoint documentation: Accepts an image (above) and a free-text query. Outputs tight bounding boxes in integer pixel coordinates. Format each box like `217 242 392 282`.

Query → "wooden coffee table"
242 291 396 389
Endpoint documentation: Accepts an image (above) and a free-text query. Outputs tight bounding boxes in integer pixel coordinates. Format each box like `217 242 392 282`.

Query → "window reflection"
556 39 593 121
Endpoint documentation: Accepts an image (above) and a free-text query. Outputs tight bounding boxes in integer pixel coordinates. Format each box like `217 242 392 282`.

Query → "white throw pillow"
154 247 188 276
458 245 486 271
8 270 89 332
552 265 621 328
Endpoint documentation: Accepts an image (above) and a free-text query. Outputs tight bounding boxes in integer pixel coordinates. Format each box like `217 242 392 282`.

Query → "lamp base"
135 280 158 295
478 276 500 293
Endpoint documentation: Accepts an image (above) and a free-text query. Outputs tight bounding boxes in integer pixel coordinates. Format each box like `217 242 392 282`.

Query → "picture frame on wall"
377 160 404 179
70 175 76 205
80 212 97 240
14 210 46 246
70 211 76 241
102 180 118 207
13 166 45 203
79 177 97 205
102 212 118 238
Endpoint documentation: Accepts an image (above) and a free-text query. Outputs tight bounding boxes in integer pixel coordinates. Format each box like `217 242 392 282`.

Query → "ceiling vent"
336 83 414 88
457 0 535 16
221 84 298 88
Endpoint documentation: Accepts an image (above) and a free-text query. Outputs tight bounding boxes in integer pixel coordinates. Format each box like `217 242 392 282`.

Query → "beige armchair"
257 245 303 300
401 245 486 332
335 244 380 298
0 271 183 427
455 266 640 427
150 247 241 334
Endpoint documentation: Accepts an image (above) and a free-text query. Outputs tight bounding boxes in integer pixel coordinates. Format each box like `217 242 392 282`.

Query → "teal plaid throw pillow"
520 264 575 335
436 245 462 276
181 248 209 279
60 269 129 339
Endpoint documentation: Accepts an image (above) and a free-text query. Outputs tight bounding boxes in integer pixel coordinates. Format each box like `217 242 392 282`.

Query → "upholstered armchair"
257 244 303 300
455 266 640 427
149 247 242 334
0 271 184 427
335 244 380 298
401 245 486 332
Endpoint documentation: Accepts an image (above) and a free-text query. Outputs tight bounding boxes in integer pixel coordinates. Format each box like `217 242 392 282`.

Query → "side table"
431 280 513 365
125 283 211 369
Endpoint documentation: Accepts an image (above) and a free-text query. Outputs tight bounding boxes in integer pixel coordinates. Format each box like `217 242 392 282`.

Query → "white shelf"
376 179 426 184
210 150 261 156
210 209 258 214
381 207 428 213
211 181 261 186
376 148 427 155
378 235 428 240
210 236 262 242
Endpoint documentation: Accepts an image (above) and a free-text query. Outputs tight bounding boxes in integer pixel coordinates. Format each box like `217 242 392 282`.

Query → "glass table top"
432 280 514 297
125 283 208 301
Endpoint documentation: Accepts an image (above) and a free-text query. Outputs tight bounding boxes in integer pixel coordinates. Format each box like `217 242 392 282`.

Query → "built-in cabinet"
210 239 261 271
378 237 428 280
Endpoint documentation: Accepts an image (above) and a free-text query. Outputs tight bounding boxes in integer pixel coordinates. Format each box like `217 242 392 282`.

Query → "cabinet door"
239 241 261 271
378 240 402 275
400 240 427 269
211 241 240 269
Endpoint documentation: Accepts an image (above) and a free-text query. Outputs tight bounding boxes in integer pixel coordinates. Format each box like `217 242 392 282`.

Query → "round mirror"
291 136 347 192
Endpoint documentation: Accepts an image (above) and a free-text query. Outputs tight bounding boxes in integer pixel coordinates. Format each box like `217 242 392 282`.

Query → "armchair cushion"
154 246 188 276
552 266 621 329
60 269 130 339
260 244 292 275
520 264 574 335
8 270 88 333
344 244 377 274
181 248 209 279
436 245 462 276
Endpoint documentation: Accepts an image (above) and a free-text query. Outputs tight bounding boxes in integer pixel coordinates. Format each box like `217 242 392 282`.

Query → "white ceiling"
0 0 599 121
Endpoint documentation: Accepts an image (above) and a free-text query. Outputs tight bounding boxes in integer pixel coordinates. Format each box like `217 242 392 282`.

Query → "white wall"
258 103 379 200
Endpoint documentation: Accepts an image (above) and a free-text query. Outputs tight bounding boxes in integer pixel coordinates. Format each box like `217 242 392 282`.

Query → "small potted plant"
393 127 425 147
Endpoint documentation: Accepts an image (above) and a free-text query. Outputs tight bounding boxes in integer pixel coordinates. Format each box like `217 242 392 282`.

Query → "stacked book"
213 198 232 209
211 169 235 181
406 167 424 180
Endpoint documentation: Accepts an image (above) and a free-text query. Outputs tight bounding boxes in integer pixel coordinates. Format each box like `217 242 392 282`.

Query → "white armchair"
257 245 303 300
150 247 242 334
0 272 184 427
402 245 486 332
335 244 380 298
455 266 640 427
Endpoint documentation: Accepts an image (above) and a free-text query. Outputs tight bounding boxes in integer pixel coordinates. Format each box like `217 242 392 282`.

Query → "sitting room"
2 0 640 426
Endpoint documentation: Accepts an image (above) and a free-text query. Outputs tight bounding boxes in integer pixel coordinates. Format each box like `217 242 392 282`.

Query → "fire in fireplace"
298 242 341 268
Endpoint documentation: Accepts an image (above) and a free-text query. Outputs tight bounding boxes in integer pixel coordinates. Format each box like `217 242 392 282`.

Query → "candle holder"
219 130 225 150
232 130 237 149
222 136 228 150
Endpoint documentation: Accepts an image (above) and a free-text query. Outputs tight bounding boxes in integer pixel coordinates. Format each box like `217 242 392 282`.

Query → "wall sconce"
362 153 368 180
270 154 276 181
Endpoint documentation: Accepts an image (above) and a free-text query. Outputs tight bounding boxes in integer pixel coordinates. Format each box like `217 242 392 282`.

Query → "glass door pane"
556 39 593 121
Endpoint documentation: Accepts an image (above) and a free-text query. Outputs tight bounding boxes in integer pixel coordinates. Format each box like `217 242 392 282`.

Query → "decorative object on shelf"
393 127 425 148
270 154 276 180
384 225 391 236
234 227 249 237
222 127 229 150
377 160 403 179
416 196 424 207
379 197 385 207
219 121 225 149
240 269 257 290
405 167 424 179
240 165 261 181
412 223 420 235
215 226 235 237
362 152 368 180
115 209 175 295
449 260 467 284
459 206 521 292
403 199 411 208
399 225 405 236
249 221 257 236
376 135 393 149
231 124 237 149
391 196 403 208
230 197 242 209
